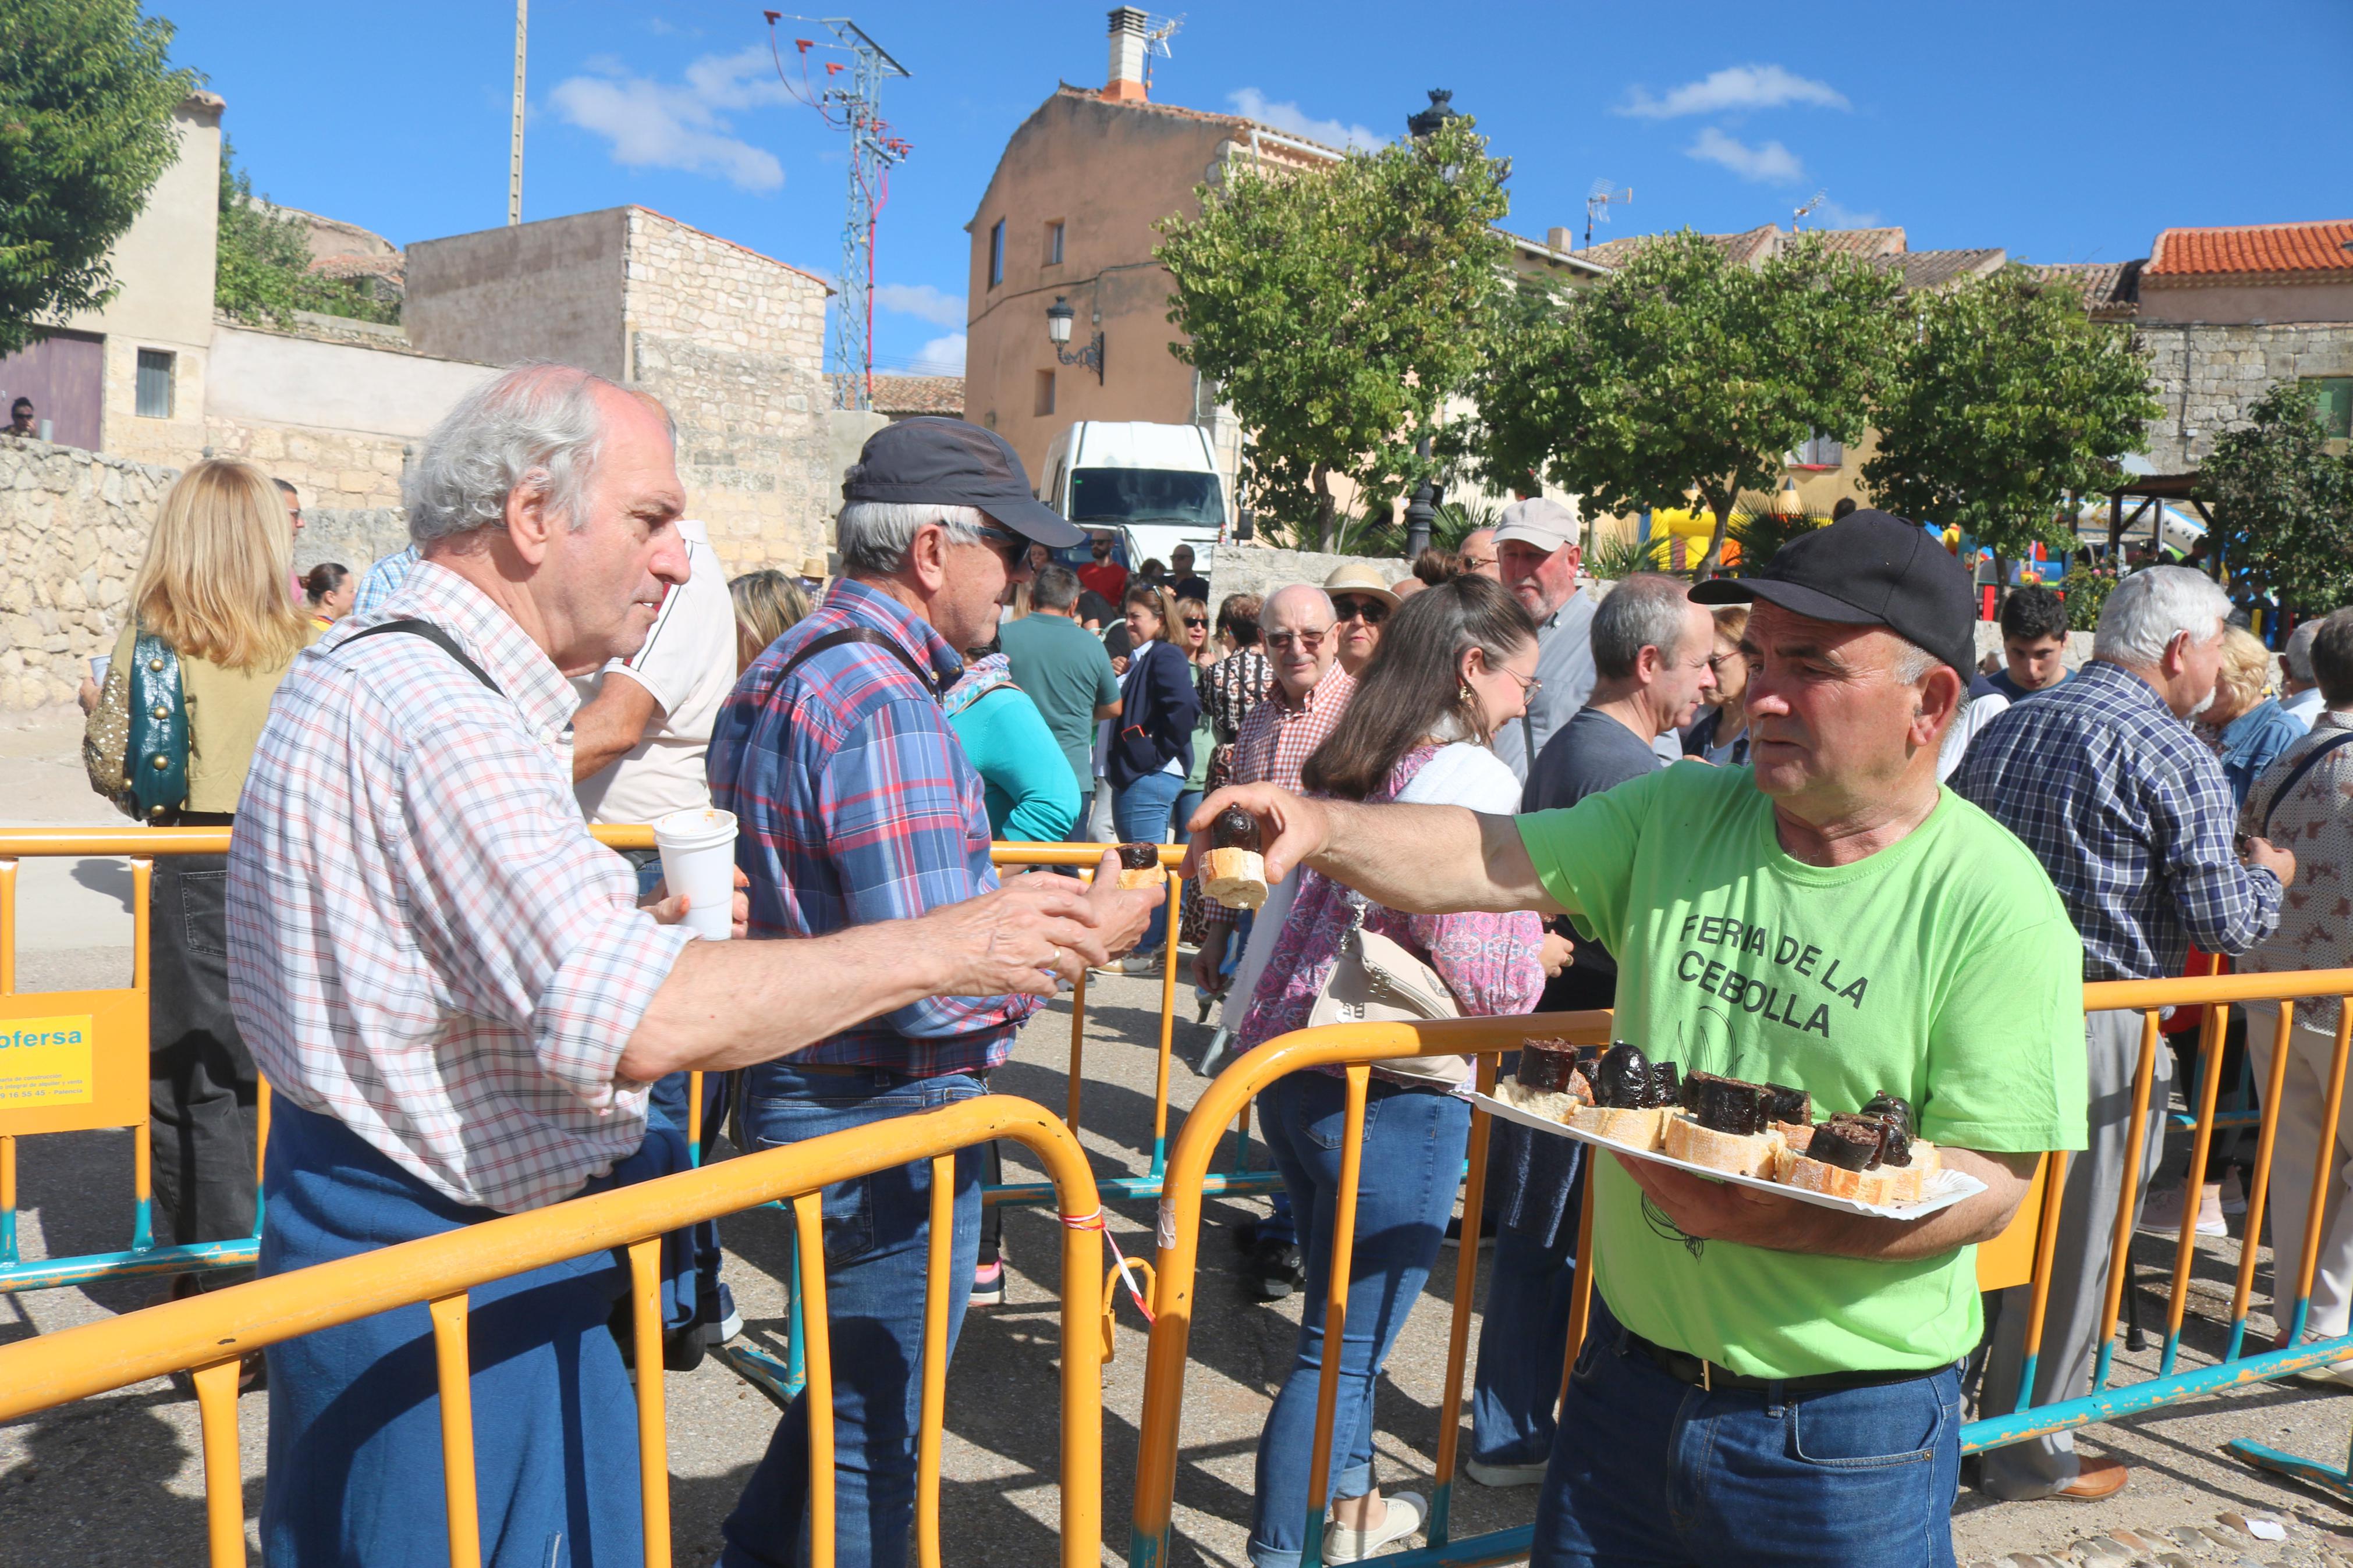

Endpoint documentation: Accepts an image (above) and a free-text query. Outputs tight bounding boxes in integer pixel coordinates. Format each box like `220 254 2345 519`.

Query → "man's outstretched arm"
1181 784 1565 918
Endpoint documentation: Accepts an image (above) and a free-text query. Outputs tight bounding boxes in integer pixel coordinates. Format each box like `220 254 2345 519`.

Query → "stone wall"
295 508 409 581
203 417 410 510
0 440 172 708
622 209 836 574
2139 321 2353 472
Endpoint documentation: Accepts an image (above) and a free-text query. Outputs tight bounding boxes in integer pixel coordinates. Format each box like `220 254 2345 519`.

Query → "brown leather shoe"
2054 1457 2129 1501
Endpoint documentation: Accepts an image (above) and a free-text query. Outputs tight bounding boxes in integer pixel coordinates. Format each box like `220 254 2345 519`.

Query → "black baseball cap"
1690 509 1975 675
841 417 1084 547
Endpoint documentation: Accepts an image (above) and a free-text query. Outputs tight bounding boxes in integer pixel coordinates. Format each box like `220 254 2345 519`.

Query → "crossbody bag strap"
340 618 504 696
773 624 941 698
2259 728 2353 838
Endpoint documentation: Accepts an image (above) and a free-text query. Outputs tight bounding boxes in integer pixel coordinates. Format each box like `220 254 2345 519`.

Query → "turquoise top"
946 682 1081 842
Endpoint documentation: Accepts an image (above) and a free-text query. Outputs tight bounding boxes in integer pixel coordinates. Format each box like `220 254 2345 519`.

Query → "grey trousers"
1976 1006 2170 1498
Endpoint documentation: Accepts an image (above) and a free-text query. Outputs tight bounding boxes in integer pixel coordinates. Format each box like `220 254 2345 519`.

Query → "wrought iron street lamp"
1045 296 1103 383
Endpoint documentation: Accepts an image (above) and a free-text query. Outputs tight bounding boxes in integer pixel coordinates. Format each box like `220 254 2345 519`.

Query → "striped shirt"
1951 657 2281 983
707 577 1041 1075
1202 660 1356 930
225 561 693 1214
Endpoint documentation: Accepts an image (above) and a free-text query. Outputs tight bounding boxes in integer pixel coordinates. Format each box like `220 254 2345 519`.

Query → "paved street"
5 711 2353 1565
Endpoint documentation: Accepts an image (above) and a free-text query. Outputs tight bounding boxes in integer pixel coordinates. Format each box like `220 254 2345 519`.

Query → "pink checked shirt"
225 562 694 1214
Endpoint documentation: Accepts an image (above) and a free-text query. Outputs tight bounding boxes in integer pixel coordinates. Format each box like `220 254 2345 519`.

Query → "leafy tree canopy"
2202 379 2353 609
1467 229 1901 577
215 138 401 326
1155 116 1509 552
1863 266 2158 571
0 0 194 355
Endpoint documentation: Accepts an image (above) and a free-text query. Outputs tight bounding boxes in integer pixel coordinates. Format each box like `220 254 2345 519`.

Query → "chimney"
1105 8 1149 102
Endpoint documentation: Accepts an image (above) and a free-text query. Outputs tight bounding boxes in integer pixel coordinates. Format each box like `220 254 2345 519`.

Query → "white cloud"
1226 88 1385 153
549 47 790 192
873 283 967 328
1687 127 1804 184
910 333 966 374
1619 64 1848 120
1815 198 1883 229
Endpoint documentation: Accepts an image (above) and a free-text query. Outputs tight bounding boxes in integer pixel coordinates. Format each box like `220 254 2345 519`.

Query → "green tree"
2202 379 2353 609
1864 266 2158 584
1156 116 1509 552
215 138 402 326
1468 230 1901 578
0 0 194 355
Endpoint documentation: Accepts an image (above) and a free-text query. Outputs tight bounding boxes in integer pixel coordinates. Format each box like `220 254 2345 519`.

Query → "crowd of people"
69 354 2353 1567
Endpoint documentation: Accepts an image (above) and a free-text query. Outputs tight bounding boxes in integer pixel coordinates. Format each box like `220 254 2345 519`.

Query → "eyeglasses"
1332 596 1390 625
970 526 1028 571
1264 628 1329 652
1183 616 1208 628
1503 669 1542 695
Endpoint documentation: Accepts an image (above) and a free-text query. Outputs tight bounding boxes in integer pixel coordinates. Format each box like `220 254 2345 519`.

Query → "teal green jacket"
946 681 1081 842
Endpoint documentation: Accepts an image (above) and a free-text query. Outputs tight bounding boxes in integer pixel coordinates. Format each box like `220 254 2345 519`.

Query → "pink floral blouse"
1235 745 1547 1053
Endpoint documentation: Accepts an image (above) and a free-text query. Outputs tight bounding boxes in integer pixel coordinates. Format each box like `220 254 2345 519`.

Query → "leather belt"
1621 1328 1934 1396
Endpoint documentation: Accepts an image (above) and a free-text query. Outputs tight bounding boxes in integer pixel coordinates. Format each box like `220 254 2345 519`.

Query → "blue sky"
160 0 2349 376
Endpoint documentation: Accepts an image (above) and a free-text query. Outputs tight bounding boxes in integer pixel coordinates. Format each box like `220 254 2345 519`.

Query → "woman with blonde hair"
2201 623 2305 808
728 568 812 673
82 457 315 1339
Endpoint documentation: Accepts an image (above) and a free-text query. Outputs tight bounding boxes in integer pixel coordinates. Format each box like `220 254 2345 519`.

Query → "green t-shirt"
1517 762 2088 1378
999 611 1121 797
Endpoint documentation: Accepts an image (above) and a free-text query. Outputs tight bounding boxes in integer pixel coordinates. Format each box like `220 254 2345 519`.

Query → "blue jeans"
1531 1296 1962 1567
1471 1222 1578 1467
719 1064 986 1568
1174 786 1204 842
1114 769 1184 952
647 1069 734 1335
1249 1072 1470 1568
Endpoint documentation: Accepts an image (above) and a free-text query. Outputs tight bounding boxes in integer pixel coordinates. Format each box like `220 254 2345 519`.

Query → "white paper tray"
1463 1090 1986 1221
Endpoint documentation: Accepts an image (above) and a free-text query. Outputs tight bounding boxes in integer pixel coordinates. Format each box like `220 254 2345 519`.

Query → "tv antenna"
765 13 912 412
1792 190 1827 228
1584 179 1632 250
1141 13 1183 97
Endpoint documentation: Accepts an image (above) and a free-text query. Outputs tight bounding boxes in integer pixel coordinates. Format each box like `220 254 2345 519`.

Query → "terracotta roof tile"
2146 221 2353 280
1879 248 2006 291
833 375 965 417
2033 261 2143 319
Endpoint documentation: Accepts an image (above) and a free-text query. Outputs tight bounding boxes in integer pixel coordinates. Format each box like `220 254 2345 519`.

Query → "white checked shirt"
226 561 694 1214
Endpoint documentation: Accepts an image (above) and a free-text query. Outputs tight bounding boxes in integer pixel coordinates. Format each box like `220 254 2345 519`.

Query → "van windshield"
1068 467 1223 528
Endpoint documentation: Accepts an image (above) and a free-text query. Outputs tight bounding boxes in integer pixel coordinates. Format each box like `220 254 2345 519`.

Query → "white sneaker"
2290 1330 2353 1389
2138 1183 2226 1238
2220 1168 2248 1216
1464 1457 1549 1488
1323 1491 1425 1562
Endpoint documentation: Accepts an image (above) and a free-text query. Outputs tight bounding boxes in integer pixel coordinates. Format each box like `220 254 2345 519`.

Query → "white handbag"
1305 895 1470 1088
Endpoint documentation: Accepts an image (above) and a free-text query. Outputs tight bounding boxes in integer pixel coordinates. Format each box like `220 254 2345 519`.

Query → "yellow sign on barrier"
0 990 147 1136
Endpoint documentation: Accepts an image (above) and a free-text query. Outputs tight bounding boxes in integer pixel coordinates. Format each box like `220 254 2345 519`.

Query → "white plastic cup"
90 655 110 682
653 806 739 942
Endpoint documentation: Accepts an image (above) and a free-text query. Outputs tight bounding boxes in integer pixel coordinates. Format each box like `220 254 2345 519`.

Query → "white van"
1037 421 1227 577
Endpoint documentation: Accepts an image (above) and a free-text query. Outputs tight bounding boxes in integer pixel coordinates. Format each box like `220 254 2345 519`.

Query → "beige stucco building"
962 9 1605 514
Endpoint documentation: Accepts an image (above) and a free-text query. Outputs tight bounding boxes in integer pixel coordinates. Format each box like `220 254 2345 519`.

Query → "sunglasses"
970 526 1028 571
1183 616 1209 628
1264 628 1328 652
1332 595 1390 625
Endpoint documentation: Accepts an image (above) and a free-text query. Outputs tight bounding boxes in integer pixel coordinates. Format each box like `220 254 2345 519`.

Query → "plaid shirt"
1951 657 2281 983
1204 660 1355 930
708 577 1039 1075
226 561 693 1214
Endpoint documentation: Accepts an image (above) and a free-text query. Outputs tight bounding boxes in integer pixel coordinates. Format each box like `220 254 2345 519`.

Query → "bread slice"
1117 866 1165 892
1664 1113 1786 1179
1876 1142 1942 1204
1568 1104 1669 1151
1496 1075 1588 1127
1201 845 1268 909
1773 1143 1894 1204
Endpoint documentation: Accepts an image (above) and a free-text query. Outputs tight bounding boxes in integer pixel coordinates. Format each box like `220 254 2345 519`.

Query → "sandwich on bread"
1499 1037 1595 1124
1113 841 1165 891
1771 1091 1940 1204
1662 1072 1787 1178
1201 805 1270 909
1567 1041 1681 1150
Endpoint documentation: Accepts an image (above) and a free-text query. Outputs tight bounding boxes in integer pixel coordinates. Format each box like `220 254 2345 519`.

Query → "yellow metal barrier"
0 1091 1105 1568
1131 969 2353 1565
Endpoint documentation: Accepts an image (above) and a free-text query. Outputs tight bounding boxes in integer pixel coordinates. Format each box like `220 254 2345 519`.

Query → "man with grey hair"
2281 613 2330 728
1490 497 1597 780
705 417 1139 1565
228 370 1144 1562
1458 525 1499 579
1467 574 1715 1487
1955 564 2294 1503
1187 511 2086 1566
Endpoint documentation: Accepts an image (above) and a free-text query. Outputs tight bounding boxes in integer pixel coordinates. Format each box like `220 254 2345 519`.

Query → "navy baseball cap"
841 417 1084 547
1690 509 1975 675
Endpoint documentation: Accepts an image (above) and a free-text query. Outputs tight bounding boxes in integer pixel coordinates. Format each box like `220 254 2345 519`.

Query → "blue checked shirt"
707 577 1041 1075
1951 657 2282 983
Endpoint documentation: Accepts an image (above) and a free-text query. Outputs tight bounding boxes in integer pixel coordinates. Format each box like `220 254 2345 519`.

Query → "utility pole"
766 15 911 411
508 0 527 226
